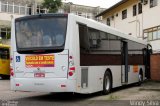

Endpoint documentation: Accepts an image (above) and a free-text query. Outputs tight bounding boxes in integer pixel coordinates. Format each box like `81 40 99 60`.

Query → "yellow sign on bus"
25 55 54 68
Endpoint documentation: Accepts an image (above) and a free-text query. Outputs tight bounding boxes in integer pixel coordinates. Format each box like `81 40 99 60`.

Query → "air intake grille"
81 68 88 88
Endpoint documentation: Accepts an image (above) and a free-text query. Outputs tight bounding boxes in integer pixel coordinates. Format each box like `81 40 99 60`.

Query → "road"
0 80 159 106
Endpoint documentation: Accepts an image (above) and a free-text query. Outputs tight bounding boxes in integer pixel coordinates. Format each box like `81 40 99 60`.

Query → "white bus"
11 14 151 94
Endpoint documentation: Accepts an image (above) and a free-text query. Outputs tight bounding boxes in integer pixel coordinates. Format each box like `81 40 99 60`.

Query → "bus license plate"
34 73 45 78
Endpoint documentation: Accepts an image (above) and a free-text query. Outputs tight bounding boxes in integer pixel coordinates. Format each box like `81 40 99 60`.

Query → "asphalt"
140 80 160 91
0 80 159 106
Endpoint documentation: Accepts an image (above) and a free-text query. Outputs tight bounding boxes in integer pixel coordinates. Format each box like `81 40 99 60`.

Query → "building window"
122 9 127 19
144 25 160 41
152 27 157 40
148 32 153 41
87 15 90 18
158 27 160 39
138 3 142 14
1 3 8 12
86 13 93 19
77 12 82 16
0 28 11 39
20 6 25 14
133 5 137 16
37 5 46 14
107 18 110 26
143 32 148 39
150 0 158 8
77 12 87 18
8 4 13 13
0 2 34 15
14 5 19 14
26 6 32 15
116 13 118 17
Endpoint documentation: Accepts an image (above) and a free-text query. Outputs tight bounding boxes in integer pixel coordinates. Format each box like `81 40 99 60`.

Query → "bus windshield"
15 16 67 52
0 48 9 59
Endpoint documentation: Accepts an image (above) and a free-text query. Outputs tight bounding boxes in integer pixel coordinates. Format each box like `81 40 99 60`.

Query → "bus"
11 14 151 94
0 44 10 79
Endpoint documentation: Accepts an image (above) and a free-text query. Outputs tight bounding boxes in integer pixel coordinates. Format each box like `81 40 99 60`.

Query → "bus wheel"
102 71 112 95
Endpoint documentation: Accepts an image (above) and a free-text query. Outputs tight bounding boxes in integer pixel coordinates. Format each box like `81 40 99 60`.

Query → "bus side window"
0 48 9 59
88 28 101 48
79 24 90 53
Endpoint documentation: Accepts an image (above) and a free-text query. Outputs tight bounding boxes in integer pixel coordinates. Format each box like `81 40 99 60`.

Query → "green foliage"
42 0 62 13
6 34 11 39
108 95 119 100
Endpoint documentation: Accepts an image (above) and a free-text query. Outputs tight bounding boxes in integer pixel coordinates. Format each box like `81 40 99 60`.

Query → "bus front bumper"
11 78 76 93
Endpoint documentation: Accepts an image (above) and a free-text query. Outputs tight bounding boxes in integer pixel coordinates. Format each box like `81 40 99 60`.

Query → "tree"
42 0 62 13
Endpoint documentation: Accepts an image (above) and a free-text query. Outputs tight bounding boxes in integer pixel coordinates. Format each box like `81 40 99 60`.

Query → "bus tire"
102 71 112 95
137 69 143 86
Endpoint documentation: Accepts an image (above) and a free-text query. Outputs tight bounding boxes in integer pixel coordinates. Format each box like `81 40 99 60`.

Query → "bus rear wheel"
102 71 112 95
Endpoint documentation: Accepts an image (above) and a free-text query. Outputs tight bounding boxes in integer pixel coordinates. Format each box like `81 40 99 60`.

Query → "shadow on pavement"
15 83 139 102
17 92 102 102
9 83 151 106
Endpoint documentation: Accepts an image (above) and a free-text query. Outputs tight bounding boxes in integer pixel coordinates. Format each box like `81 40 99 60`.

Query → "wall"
103 0 141 37
0 13 24 21
150 54 160 81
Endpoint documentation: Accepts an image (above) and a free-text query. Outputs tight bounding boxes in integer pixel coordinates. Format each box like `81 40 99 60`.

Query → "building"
0 0 47 45
59 2 104 21
96 0 160 81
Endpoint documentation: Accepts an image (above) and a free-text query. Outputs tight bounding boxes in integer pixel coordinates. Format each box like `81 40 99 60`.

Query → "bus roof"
69 13 147 45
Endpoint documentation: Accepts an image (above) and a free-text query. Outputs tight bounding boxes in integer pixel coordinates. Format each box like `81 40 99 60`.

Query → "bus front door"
143 44 152 79
121 41 128 84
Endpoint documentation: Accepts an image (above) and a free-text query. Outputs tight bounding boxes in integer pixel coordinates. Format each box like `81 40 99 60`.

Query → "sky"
62 0 121 8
